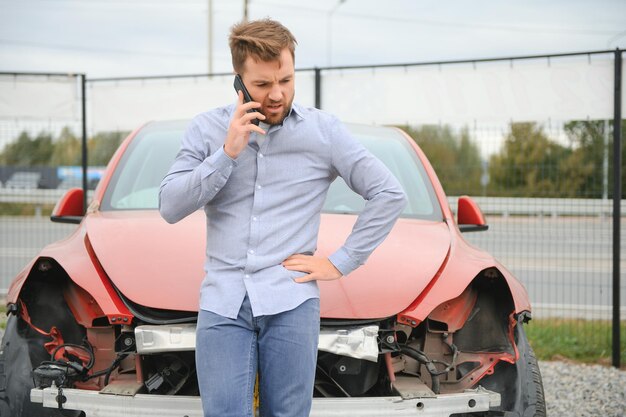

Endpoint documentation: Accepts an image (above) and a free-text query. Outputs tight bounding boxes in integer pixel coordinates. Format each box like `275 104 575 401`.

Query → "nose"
268 83 282 102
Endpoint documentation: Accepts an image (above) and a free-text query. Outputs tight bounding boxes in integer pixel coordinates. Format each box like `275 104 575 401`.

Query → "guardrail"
447 196 625 217
0 188 94 205
1 189 624 217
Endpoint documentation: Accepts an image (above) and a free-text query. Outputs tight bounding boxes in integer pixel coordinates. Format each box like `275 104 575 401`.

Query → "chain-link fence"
1 50 623 365
0 72 85 293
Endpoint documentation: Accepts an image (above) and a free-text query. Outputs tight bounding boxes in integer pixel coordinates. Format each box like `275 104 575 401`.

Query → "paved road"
1 215 624 318
463 216 625 318
1 216 77 290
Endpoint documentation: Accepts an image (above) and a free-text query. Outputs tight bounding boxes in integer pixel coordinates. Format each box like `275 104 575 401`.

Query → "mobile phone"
233 74 260 126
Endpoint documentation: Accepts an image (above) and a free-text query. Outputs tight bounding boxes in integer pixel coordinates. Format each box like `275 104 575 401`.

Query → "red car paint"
2 122 544 417
8 124 530 326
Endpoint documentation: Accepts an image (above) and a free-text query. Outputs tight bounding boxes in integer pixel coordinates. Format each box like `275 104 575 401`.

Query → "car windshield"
101 121 442 220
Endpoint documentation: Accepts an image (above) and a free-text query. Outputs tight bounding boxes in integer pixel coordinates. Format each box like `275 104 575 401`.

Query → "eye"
280 78 292 84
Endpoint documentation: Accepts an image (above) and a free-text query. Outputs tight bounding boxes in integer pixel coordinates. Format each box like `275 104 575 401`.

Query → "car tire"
0 314 81 417
464 318 547 417
516 322 547 417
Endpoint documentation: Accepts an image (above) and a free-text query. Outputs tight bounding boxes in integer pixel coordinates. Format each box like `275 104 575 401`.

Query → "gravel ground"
0 325 623 416
540 360 626 417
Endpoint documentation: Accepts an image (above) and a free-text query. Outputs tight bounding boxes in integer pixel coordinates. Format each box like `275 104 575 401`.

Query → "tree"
560 119 626 199
0 131 54 166
562 120 606 198
401 125 483 196
0 131 33 165
88 131 127 166
50 127 82 166
0 128 129 168
489 122 570 197
455 130 483 195
558 148 595 198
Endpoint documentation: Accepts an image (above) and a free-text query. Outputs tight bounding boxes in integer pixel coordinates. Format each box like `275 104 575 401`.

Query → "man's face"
240 48 295 126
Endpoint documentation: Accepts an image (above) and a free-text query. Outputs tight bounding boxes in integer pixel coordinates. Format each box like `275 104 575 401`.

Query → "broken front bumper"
31 386 500 417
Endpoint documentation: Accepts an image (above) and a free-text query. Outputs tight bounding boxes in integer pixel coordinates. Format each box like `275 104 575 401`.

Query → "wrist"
326 257 343 278
223 144 238 159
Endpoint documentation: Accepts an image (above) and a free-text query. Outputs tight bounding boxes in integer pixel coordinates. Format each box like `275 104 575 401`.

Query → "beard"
260 93 294 126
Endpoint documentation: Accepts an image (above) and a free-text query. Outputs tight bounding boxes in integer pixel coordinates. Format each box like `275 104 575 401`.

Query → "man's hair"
229 19 297 74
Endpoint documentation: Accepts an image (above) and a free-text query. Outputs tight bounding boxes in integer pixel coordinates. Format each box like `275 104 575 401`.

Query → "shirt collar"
288 102 305 122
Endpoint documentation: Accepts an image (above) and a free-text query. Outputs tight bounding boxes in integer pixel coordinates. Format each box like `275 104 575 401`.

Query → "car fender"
6 225 132 324
397 222 531 326
392 128 530 323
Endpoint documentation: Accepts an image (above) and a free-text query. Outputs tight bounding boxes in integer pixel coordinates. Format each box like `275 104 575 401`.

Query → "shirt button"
256 185 262 190
252 216 258 221
248 249 255 255
258 153 264 158
245 274 250 278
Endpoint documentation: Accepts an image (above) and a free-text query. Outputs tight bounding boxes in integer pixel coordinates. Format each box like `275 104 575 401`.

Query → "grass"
0 202 55 216
0 304 5 330
526 318 626 368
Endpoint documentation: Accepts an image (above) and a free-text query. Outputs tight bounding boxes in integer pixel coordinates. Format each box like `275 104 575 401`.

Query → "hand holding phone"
233 74 260 126
224 75 265 159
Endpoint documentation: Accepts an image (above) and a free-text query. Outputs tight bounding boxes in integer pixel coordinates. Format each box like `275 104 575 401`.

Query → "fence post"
612 49 622 369
81 74 88 214
315 67 322 109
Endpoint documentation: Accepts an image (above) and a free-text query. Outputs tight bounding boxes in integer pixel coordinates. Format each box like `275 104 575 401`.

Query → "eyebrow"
251 75 293 84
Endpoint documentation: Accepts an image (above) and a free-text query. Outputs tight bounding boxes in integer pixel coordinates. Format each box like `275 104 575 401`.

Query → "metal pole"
81 74 88 215
604 119 609 200
314 67 321 109
612 48 622 369
208 0 213 74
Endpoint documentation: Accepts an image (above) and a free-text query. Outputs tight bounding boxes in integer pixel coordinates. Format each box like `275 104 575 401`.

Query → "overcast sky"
1 0 625 79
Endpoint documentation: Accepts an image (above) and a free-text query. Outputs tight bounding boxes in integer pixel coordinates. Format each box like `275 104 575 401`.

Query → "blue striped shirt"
159 103 406 319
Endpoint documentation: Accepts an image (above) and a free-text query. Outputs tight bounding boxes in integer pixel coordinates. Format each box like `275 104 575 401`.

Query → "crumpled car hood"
86 211 451 318
316 214 450 318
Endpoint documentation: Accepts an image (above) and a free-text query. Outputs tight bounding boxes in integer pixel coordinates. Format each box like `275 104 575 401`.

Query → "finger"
282 258 309 268
282 257 303 265
241 111 266 124
295 274 316 283
285 254 309 261
248 124 266 136
239 100 262 112
234 98 261 119
283 263 308 272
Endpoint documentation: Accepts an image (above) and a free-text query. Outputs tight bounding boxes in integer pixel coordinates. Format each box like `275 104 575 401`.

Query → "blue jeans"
196 294 320 417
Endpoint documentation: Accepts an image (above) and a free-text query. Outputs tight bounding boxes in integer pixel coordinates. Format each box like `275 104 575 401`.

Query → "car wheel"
0 314 82 417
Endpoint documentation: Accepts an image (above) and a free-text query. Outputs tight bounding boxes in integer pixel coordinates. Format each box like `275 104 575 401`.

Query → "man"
159 18 406 417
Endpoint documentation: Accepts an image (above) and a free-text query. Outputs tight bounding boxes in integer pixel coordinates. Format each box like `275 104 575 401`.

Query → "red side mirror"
457 195 488 232
51 188 84 224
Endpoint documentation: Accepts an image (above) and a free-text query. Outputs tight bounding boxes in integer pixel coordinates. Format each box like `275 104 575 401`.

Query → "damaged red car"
0 121 546 416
